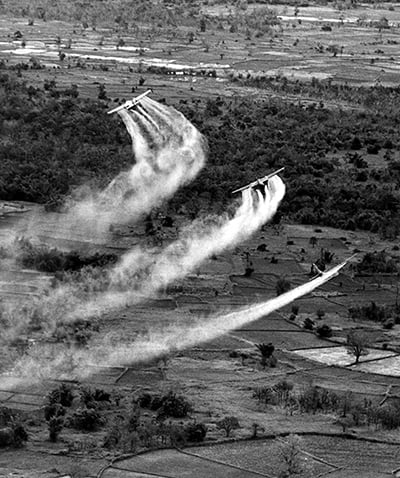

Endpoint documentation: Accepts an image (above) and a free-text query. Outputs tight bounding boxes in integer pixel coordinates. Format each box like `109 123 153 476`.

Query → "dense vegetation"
16 239 117 273
2 73 400 235
175 89 400 235
0 74 131 202
253 380 400 431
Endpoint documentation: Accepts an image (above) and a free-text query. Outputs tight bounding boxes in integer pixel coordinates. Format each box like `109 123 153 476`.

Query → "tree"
346 332 370 364
309 236 318 248
48 416 63 442
256 342 275 368
276 277 291 296
116 38 125 50
216 416 240 437
98 83 107 100
278 434 303 477
316 324 332 338
303 318 314 330
316 309 325 320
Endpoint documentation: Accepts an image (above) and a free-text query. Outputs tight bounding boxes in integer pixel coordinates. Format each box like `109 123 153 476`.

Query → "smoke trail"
72 99 206 234
2 261 346 388
17 99 207 243
104 260 346 363
68 175 285 319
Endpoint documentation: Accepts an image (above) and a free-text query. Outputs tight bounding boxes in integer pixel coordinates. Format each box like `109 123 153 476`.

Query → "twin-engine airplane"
232 167 285 195
107 89 152 115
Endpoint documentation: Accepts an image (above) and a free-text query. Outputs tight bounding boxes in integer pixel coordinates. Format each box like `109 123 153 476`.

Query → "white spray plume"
69 175 286 319
2 261 346 388
70 98 207 236
16 98 206 242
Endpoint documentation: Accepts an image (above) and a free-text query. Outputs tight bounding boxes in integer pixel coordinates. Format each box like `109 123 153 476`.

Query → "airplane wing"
107 89 152 115
232 167 284 194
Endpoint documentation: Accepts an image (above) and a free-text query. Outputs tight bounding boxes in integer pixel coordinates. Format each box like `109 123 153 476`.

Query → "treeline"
239 75 400 114
0 0 201 27
172 91 400 235
0 74 132 202
2 74 400 234
16 239 117 273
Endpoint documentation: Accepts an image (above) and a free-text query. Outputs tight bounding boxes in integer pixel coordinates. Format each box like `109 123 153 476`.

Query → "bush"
0 423 28 448
316 324 333 338
291 304 299 316
383 318 395 329
137 393 154 409
303 318 315 330
377 404 400 430
48 416 64 442
11 423 28 447
316 309 325 320
47 383 74 407
138 391 192 418
185 422 207 442
276 277 291 296
16 240 117 273
44 403 66 422
67 408 103 431
81 387 111 408
158 392 192 418
298 386 339 414
0 407 14 427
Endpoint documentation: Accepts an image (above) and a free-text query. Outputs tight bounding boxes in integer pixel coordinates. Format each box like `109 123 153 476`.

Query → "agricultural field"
2 1 400 477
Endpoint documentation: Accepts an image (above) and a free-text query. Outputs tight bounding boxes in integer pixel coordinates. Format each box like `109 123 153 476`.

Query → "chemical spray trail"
70 175 286 319
72 98 207 234
17 98 207 243
1 261 347 388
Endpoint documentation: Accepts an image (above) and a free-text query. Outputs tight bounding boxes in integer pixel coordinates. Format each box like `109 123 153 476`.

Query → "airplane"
310 254 357 280
232 168 285 195
107 89 152 115
311 262 324 278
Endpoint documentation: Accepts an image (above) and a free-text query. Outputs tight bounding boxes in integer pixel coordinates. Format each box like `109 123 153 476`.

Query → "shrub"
355 252 397 274
377 404 400 430
0 407 14 427
383 318 395 329
44 403 66 422
253 386 279 405
316 309 325 320
47 383 74 407
158 392 192 418
48 416 64 442
185 422 207 442
316 324 332 338
298 385 339 414
11 423 28 447
291 304 299 316
276 277 291 296
81 387 111 408
67 408 103 431
303 318 315 330
139 391 192 418
137 392 153 409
